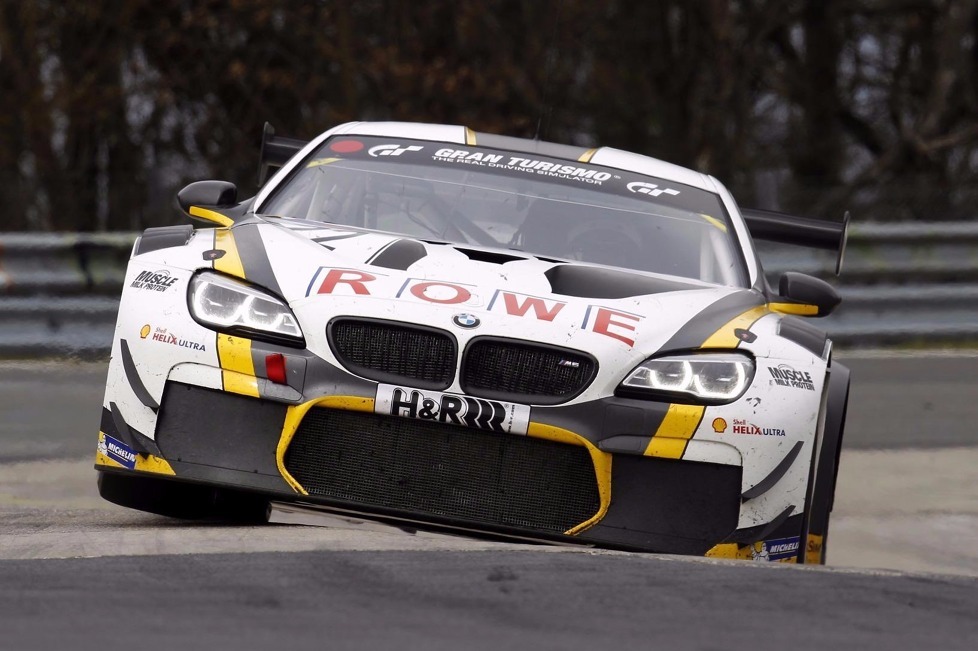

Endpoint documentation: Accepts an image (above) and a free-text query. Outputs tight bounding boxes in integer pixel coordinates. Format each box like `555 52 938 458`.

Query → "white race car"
96 121 850 563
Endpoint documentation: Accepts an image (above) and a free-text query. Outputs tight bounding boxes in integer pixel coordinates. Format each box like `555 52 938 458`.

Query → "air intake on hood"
367 239 428 270
454 247 527 265
545 264 698 299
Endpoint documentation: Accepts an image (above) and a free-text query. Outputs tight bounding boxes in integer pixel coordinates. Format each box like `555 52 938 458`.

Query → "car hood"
238 217 765 367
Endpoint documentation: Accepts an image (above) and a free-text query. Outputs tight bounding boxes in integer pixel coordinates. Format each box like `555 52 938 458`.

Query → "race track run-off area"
1 354 977 650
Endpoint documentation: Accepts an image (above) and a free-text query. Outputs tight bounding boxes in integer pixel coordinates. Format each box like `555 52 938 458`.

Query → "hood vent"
545 264 699 299
367 239 428 270
455 247 527 265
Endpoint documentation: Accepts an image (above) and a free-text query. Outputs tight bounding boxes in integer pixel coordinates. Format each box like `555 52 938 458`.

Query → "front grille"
328 318 456 389
284 408 600 533
462 339 596 404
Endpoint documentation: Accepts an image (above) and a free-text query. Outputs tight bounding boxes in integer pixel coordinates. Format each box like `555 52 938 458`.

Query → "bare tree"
3 0 978 230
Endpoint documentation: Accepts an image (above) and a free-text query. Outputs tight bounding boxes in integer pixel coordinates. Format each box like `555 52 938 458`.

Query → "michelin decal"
751 536 801 562
98 432 137 470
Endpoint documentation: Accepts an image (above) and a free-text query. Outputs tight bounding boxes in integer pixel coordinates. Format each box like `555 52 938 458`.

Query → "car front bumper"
97 374 748 555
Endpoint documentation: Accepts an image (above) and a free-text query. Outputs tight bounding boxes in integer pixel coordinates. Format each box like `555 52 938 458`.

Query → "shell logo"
140 324 151 339
712 417 727 433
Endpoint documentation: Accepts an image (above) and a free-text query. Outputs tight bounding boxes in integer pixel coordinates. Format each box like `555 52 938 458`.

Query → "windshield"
260 136 748 287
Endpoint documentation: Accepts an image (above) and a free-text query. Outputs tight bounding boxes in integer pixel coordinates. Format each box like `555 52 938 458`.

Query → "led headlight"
616 353 754 404
189 272 305 347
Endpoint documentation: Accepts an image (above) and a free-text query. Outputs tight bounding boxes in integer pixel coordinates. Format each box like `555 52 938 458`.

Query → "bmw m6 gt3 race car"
96 121 851 564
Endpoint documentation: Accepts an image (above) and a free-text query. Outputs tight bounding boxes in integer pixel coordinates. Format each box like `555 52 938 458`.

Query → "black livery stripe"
120 339 159 411
105 403 161 457
741 440 804 501
230 224 284 296
658 290 766 352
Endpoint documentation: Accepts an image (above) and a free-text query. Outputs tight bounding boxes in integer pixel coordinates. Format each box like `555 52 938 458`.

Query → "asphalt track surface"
1 354 977 649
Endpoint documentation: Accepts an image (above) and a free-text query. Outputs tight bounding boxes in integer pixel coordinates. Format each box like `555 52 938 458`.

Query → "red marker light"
329 140 364 153
266 353 287 385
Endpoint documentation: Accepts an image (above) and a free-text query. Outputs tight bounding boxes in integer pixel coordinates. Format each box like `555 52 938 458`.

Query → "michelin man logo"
751 542 770 562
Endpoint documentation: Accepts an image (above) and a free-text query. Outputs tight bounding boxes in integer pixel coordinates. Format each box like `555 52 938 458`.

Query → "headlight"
189 272 305 347
616 353 754 404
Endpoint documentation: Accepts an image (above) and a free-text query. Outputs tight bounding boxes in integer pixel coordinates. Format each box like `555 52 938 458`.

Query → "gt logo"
368 144 424 157
376 384 530 434
626 181 680 197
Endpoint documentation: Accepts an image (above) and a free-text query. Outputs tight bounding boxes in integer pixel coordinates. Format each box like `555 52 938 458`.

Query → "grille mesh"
284 408 600 533
329 319 455 388
463 339 595 403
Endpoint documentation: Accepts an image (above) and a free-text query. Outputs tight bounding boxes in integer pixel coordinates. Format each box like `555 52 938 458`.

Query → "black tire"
799 361 850 564
97 471 267 522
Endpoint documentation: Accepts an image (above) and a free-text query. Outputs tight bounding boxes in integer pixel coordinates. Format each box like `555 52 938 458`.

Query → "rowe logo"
368 144 424 157
375 384 530 435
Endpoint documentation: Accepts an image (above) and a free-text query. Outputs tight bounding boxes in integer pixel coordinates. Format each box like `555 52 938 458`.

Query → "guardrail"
757 221 978 345
0 233 133 357
0 223 975 357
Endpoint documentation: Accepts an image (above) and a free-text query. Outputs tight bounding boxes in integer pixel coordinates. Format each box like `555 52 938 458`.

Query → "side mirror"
177 180 238 227
774 271 841 317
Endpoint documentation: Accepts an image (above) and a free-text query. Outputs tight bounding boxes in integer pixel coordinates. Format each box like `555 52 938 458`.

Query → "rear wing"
258 122 307 187
742 208 850 276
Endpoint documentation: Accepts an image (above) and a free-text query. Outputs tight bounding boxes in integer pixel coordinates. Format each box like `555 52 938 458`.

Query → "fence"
0 223 975 357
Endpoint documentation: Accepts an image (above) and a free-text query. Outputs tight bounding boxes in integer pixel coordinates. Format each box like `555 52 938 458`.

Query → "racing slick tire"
97 471 268 522
798 360 850 564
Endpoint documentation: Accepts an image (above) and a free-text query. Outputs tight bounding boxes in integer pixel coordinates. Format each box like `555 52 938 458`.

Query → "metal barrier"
0 233 133 357
757 221 978 345
1 223 976 357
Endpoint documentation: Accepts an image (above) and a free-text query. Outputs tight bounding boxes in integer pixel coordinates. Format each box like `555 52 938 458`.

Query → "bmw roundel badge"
453 313 480 329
